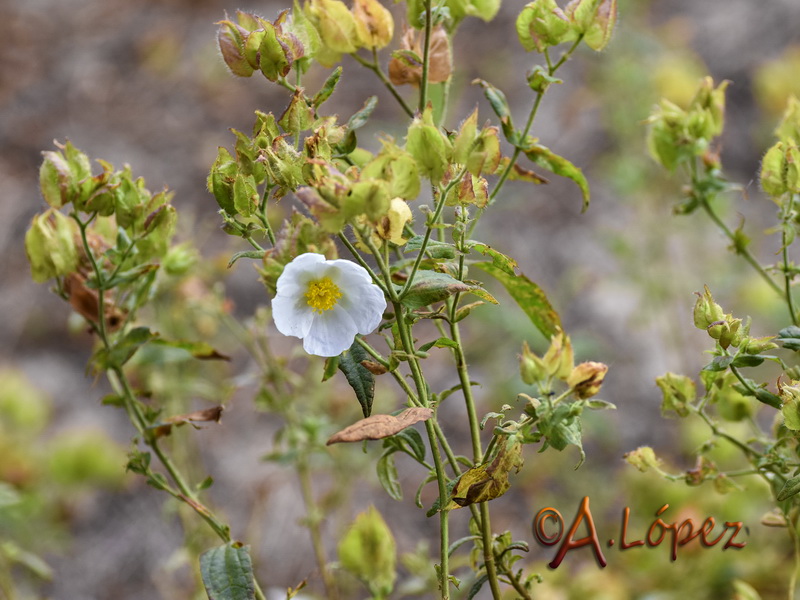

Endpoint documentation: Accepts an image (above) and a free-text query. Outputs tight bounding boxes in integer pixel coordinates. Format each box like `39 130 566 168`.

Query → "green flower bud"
776 95 800 144
656 372 695 418
306 0 359 56
543 328 574 381
565 0 617 51
217 16 256 77
405 109 451 182
692 285 724 330
623 446 661 473
710 373 754 422
519 341 548 385
25 209 80 283
740 335 778 355
761 141 790 197
163 243 199 277
689 77 729 138
516 0 574 53
781 382 800 431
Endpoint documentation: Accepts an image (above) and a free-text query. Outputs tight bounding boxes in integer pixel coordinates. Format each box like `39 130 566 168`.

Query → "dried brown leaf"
388 25 451 86
360 359 388 375
64 272 125 332
326 407 433 444
152 406 224 438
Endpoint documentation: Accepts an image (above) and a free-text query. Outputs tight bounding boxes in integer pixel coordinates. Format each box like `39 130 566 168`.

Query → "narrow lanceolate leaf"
338 340 375 417
473 261 560 338
326 407 433 445
347 96 378 131
200 543 256 600
523 144 590 212
377 451 403 500
466 241 518 276
312 66 342 107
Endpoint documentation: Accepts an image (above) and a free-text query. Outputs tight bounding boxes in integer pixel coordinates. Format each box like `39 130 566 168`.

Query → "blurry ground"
2 0 800 598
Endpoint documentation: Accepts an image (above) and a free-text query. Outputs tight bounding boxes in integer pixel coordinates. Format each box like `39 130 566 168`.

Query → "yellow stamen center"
305 276 343 314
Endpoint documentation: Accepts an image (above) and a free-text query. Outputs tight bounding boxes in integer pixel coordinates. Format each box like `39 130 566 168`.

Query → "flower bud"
519 341 547 385
655 372 694 417
776 95 800 144
375 197 412 245
692 285 724 330
306 0 359 55
689 77 728 138
567 361 607 399
217 17 256 77
516 0 574 53
543 328 574 381
761 141 790 197
740 335 778 355
781 382 800 431
25 209 80 283
353 0 394 49
623 446 661 473
565 0 617 51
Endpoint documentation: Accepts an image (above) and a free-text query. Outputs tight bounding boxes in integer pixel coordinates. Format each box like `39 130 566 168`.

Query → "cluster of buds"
218 0 394 77
646 77 729 172
516 0 617 54
760 96 800 199
693 285 778 353
519 328 608 399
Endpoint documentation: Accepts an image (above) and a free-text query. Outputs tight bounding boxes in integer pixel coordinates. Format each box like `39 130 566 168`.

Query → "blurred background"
2 0 800 597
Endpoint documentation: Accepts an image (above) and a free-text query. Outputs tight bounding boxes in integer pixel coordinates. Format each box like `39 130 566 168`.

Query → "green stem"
487 36 583 208
787 514 800 600
419 0 433 113
337 232 390 292
351 51 415 118
400 169 467 298
75 217 266 600
297 457 338 600
692 163 782 297
782 194 799 326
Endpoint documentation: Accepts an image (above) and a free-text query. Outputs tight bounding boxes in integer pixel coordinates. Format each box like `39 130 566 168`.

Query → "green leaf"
468 574 490 600
534 402 585 467
338 340 375 417
322 355 340 382
401 271 472 309
228 249 267 268
473 261 560 338
393 427 426 463
473 79 514 140
377 451 403 500
777 475 800 501
730 355 766 368
404 236 457 259
756 388 782 409
200 542 255 600
523 144 590 212
466 241 517 276
702 355 733 372
347 95 378 131
96 327 156 370
313 66 342 107
419 337 459 352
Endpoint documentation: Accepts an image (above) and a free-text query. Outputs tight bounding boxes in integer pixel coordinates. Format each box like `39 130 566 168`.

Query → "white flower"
272 253 387 357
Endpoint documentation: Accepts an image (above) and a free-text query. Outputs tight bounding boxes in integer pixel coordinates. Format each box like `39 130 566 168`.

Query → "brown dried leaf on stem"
326 406 433 444
63 272 126 332
152 406 225 438
388 25 451 86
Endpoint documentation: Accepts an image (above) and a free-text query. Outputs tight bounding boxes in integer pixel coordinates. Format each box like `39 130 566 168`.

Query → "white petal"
339 278 387 334
272 292 315 338
326 258 374 286
302 305 358 357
